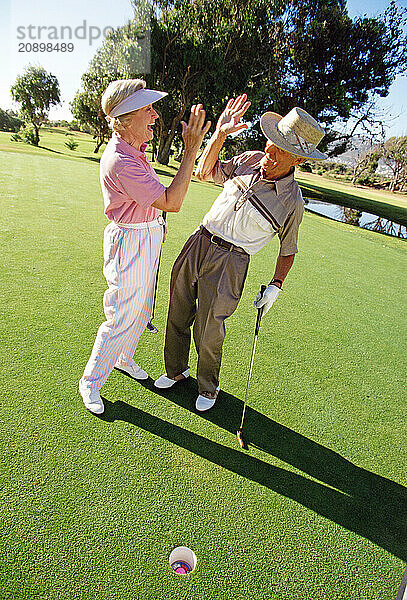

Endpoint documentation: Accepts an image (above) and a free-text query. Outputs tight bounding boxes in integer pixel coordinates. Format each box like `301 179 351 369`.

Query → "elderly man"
154 94 327 411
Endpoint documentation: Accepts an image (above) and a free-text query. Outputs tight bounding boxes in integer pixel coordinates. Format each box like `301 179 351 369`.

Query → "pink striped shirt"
100 132 165 223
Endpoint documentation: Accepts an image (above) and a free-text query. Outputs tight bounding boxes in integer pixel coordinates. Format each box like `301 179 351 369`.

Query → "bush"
298 162 312 172
78 124 92 134
64 139 79 151
10 132 22 142
68 121 81 132
19 123 38 145
313 161 349 175
356 173 378 186
331 163 348 175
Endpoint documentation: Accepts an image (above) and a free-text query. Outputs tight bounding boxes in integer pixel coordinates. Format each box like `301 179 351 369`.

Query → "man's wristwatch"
269 278 283 289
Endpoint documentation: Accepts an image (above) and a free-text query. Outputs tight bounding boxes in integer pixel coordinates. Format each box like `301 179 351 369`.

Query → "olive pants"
164 229 250 394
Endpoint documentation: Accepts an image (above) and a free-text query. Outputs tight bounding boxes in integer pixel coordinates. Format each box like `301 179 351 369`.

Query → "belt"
200 226 248 255
112 218 163 230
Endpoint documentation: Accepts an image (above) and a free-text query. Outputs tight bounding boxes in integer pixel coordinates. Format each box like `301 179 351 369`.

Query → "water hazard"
304 199 407 239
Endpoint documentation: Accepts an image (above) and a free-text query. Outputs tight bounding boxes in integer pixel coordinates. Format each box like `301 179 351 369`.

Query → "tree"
71 15 149 153
0 108 23 132
351 145 382 185
242 0 407 153
381 136 407 192
75 0 407 162
71 85 110 153
73 0 281 161
71 0 293 161
146 0 285 163
10 66 60 146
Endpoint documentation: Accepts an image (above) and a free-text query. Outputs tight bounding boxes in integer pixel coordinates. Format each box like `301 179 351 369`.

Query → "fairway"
0 130 406 600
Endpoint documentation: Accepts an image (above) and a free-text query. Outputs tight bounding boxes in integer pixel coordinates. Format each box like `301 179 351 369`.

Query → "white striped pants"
81 219 163 390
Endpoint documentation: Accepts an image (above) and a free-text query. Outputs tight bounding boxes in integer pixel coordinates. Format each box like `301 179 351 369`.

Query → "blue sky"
0 0 406 137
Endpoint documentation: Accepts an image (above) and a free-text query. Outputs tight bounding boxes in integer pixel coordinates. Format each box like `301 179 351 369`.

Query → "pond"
304 199 407 239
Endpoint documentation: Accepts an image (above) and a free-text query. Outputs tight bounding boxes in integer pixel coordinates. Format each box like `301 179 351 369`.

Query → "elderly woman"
79 79 210 415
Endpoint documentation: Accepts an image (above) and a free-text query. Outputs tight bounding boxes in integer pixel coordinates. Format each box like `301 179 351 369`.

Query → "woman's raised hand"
181 104 212 152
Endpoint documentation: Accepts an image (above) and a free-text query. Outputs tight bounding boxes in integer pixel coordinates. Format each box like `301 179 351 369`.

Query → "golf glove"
254 284 280 315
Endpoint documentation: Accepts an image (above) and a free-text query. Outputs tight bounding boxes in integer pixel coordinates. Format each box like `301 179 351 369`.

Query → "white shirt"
202 151 304 256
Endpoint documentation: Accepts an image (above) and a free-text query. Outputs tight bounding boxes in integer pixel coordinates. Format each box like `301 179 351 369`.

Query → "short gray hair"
101 79 146 131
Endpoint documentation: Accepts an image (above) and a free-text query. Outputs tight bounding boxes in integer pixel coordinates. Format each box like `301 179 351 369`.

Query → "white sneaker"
79 381 105 415
154 367 191 389
115 359 148 380
195 385 220 412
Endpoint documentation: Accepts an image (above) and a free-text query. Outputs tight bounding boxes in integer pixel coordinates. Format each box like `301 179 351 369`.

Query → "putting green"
0 129 406 600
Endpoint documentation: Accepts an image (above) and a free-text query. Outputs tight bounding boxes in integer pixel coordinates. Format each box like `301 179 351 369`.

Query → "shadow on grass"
82 155 101 163
99 377 407 560
38 145 64 155
37 145 101 163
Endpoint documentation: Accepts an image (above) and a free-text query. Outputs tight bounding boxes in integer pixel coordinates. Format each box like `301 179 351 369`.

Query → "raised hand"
181 104 212 152
216 94 251 136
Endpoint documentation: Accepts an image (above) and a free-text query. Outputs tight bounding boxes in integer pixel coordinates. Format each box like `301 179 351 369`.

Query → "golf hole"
169 546 197 575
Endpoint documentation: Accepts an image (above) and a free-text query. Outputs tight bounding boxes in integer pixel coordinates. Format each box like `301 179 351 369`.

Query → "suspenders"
232 174 281 232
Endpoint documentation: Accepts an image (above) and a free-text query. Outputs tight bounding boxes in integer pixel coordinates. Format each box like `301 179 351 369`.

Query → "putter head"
146 322 158 334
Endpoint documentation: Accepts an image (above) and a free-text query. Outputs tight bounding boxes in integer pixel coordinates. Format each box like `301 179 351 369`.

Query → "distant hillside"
332 135 392 176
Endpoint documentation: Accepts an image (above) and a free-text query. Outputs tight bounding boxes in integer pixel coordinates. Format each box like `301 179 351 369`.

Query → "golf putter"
147 211 167 334
237 285 266 449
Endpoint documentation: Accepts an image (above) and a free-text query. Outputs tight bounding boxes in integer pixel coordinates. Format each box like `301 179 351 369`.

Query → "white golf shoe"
154 367 191 389
195 385 220 412
115 359 148 380
79 381 105 415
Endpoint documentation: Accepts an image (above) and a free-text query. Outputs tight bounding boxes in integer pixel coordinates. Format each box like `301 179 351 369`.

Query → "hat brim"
109 89 168 118
260 112 328 160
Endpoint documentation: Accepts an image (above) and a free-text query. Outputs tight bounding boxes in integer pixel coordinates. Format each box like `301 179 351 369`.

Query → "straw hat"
260 107 328 160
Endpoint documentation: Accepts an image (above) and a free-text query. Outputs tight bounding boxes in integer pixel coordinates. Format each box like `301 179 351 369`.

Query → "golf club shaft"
239 333 259 431
239 299 265 432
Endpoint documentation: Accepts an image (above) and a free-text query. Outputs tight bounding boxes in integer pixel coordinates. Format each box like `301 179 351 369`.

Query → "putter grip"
255 285 267 335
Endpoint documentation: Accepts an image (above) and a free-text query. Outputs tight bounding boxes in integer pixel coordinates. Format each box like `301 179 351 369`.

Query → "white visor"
108 89 168 118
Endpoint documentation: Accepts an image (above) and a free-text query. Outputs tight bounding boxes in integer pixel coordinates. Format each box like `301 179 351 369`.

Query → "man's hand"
194 94 250 182
181 104 212 153
216 94 251 137
254 284 281 315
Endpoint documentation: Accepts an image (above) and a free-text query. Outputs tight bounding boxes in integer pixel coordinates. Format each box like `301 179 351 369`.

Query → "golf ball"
171 560 192 575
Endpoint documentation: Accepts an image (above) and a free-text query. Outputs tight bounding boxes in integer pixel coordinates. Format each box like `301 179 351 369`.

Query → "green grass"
0 132 406 600
0 127 105 163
